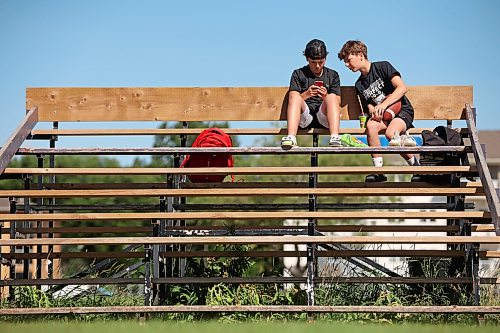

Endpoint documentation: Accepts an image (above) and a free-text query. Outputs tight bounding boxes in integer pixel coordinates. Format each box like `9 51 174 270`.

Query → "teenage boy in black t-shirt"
337 40 419 182
281 39 342 149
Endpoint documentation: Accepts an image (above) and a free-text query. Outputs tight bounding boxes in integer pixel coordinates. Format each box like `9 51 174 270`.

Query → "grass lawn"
0 321 499 333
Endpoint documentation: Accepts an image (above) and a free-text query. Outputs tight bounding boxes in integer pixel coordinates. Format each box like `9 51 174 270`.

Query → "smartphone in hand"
314 81 324 87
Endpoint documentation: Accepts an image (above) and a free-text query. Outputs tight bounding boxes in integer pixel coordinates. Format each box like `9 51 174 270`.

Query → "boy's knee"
288 91 302 103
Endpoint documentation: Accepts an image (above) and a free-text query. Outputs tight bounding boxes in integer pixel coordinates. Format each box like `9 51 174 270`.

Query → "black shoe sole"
365 174 387 182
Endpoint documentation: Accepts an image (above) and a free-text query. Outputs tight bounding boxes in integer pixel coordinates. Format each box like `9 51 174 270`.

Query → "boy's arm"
356 88 373 117
321 71 341 102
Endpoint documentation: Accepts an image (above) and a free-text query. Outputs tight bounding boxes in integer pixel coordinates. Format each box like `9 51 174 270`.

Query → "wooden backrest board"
26 86 472 122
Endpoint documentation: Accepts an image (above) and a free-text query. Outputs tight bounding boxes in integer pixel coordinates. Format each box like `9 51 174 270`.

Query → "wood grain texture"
1 305 500 316
0 211 490 222
13 146 470 155
1 235 498 246
0 187 484 198
29 127 439 136
26 86 473 122
2 165 474 175
3 224 494 234
29 127 470 137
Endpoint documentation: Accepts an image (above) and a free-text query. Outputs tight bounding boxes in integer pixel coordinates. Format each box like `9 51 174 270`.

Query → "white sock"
406 156 416 166
330 134 341 140
287 134 296 141
372 157 383 167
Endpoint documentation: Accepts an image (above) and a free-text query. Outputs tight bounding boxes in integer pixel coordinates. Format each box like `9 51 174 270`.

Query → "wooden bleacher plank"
0 252 144 259
28 181 480 190
165 224 495 233
26 86 472 122
0 187 485 198
0 211 490 221
1 235 498 246
2 165 474 175
482 251 500 258
1 305 499 316
3 224 494 234
4 226 152 234
29 127 469 137
14 145 470 156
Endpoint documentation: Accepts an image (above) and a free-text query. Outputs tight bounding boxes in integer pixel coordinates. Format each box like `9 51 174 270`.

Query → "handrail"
0 107 38 174
466 104 500 235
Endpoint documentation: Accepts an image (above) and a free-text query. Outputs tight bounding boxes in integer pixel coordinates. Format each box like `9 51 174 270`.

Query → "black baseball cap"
304 39 328 60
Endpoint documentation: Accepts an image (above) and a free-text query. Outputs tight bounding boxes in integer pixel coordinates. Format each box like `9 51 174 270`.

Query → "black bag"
418 126 463 184
421 126 463 146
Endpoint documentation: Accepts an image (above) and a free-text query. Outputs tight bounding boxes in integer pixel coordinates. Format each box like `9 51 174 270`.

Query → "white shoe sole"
281 141 296 150
403 141 417 147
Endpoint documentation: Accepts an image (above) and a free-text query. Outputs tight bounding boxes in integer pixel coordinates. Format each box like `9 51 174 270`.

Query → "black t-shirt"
289 65 341 112
355 61 414 116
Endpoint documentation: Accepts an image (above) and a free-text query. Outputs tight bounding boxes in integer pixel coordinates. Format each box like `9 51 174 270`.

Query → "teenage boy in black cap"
281 39 342 149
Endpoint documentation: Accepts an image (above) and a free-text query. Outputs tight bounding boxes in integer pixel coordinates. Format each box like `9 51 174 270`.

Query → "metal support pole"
35 154 44 281
144 244 153 306
471 243 480 306
152 219 160 305
178 123 188 278
8 197 17 301
157 195 167 304
165 173 175 303
306 134 319 307
448 174 467 278
48 122 57 278
23 177 31 280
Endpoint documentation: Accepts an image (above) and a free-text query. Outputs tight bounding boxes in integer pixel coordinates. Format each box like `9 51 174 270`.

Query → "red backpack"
180 128 234 183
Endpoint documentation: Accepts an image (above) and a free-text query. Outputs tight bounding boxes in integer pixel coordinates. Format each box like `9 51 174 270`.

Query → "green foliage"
8 286 51 308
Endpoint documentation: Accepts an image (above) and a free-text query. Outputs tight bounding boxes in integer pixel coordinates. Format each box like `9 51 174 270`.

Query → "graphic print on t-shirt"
362 78 386 105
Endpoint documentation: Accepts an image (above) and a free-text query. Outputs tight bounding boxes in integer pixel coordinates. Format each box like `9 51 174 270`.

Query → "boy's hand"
374 103 387 119
307 84 321 98
368 104 381 122
316 86 328 99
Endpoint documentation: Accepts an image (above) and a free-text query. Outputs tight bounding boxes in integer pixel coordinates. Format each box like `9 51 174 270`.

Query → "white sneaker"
402 132 417 147
389 131 402 146
329 136 342 147
281 135 297 150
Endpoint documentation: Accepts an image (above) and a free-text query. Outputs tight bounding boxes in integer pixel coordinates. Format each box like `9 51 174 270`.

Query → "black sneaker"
411 159 421 182
411 174 423 182
365 174 387 182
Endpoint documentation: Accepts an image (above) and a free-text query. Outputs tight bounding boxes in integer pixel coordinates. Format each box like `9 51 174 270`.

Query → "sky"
1 0 499 165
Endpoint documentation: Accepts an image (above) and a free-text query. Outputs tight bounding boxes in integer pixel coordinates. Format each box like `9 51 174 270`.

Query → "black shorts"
370 109 414 130
304 113 328 129
395 109 414 130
